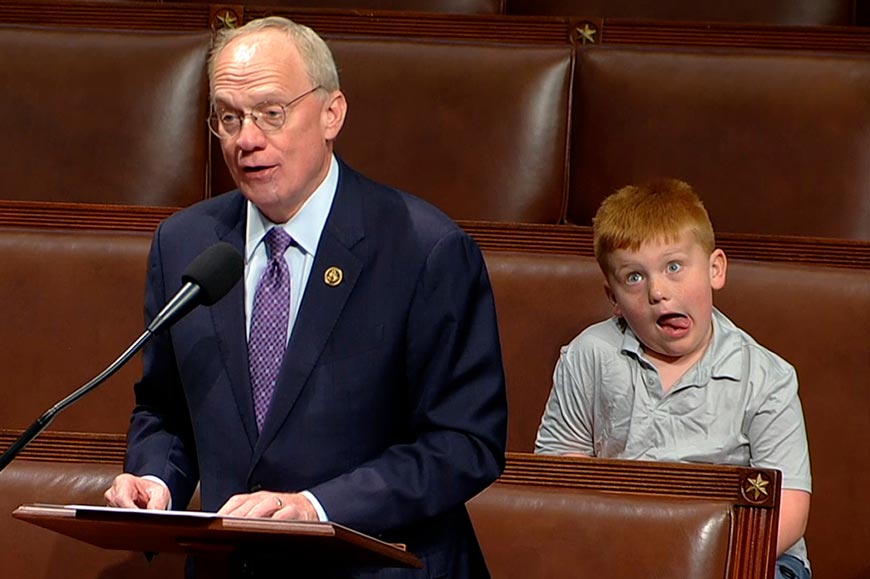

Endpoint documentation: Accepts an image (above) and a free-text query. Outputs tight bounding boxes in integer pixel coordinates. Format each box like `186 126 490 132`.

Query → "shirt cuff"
141 475 172 510
300 490 328 522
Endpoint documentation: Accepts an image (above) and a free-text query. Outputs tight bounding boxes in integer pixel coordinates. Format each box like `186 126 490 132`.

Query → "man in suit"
104 16 507 578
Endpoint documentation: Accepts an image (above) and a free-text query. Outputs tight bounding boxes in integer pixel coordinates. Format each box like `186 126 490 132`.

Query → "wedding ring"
275 496 283 508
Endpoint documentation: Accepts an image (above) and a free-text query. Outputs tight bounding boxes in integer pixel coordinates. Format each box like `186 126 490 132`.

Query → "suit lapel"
211 193 260 449
253 162 366 458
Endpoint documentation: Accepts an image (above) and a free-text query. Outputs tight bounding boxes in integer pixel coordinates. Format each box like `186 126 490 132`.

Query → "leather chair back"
568 45 870 240
717 258 870 576
470 478 731 578
484 250 611 450
0 25 210 207
0 461 187 578
332 37 572 223
0 228 151 434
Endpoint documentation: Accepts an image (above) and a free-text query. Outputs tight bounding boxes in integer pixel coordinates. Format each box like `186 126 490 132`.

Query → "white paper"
64 504 219 519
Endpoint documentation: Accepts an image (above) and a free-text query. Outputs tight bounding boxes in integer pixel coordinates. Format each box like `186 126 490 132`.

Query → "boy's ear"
603 281 622 317
709 248 728 290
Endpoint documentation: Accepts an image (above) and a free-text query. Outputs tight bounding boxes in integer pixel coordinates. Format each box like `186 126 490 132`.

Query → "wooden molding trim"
0 200 174 232
501 452 778 508
601 18 870 53
0 202 868 269
460 220 870 269
0 0 212 30
3 3 870 55
0 429 126 464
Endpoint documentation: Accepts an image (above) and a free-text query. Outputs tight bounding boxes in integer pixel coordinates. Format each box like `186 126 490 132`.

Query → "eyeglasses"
208 85 322 138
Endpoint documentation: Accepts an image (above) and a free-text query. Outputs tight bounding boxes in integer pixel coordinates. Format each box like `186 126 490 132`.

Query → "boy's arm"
746 358 812 556
535 346 596 456
778 489 811 556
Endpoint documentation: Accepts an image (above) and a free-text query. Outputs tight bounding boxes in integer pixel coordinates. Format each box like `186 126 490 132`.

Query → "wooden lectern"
13 504 421 577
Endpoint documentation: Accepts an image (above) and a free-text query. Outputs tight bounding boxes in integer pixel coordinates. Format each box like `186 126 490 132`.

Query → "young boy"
535 179 812 579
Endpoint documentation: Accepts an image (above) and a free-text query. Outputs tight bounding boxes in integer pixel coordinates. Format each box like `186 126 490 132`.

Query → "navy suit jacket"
125 160 507 578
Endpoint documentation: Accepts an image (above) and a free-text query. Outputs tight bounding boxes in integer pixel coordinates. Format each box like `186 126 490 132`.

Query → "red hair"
593 179 715 272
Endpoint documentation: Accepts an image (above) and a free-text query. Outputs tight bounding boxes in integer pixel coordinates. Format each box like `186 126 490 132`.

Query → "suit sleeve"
123 224 200 509
309 230 507 533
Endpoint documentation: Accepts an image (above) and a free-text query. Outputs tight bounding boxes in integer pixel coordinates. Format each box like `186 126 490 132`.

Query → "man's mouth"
243 165 273 174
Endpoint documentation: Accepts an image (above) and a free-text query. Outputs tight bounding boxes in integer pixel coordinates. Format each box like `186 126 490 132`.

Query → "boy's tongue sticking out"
657 313 690 337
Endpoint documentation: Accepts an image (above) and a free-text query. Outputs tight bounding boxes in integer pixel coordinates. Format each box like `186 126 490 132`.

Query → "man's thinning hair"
208 16 340 99
593 178 716 272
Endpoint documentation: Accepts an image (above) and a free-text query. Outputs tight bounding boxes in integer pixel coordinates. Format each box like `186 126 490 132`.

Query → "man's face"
603 229 727 366
211 30 346 223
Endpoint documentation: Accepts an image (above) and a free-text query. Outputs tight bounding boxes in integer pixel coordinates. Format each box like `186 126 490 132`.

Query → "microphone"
0 242 244 472
148 242 244 334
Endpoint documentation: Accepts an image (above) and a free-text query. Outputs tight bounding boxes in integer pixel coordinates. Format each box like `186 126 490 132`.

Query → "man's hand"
104 473 171 510
217 491 318 521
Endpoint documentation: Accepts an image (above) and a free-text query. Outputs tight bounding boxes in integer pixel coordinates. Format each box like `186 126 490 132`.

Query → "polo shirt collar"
619 308 744 385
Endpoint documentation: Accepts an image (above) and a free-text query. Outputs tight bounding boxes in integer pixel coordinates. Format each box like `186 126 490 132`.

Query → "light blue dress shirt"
242 155 339 522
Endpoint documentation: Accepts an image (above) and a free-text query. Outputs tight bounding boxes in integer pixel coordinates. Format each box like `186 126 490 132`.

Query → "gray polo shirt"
536 308 811 567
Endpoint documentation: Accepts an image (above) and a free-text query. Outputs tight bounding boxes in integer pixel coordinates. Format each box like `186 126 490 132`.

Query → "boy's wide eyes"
623 262 681 284
626 272 643 285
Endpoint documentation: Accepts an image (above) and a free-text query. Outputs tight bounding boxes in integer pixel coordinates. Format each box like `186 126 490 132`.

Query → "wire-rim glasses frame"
208 85 323 139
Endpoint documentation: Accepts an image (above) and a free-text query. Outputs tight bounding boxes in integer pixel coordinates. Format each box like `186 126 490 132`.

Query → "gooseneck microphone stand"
0 330 152 473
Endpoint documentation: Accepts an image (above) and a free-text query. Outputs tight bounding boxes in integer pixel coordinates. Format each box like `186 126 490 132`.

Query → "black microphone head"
181 242 244 305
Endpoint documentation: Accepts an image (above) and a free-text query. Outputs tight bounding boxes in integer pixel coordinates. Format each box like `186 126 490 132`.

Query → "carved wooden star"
745 473 770 501
216 11 239 30
578 23 597 44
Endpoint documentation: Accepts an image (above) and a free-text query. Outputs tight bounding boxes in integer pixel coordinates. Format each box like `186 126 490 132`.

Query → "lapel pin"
324 266 343 287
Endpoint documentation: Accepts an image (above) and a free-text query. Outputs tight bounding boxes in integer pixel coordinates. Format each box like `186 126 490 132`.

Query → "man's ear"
322 89 347 141
603 281 622 317
710 248 728 290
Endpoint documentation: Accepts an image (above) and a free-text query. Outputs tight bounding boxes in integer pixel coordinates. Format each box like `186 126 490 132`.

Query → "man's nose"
235 116 267 149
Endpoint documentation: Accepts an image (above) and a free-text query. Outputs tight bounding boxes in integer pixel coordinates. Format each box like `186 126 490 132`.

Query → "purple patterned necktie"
249 227 293 433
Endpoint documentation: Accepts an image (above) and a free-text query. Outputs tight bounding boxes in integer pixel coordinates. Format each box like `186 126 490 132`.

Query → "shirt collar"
704 308 745 381
244 154 339 262
619 308 744 383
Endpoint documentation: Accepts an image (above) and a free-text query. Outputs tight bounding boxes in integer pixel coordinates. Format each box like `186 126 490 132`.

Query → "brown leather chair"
314 37 571 223
0 25 210 207
717 258 870 579
0 228 151 437
568 44 870 241
0 461 187 579
469 453 781 579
